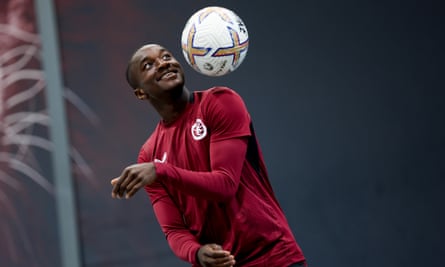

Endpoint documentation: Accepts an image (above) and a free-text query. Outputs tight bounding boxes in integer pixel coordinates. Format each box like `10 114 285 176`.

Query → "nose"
155 57 170 69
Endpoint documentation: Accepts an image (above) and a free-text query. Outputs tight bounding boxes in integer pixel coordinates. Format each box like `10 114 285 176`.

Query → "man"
111 44 306 267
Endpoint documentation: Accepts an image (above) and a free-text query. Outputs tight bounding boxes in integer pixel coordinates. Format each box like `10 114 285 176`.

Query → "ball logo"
191 119 207 140
203 63 213 71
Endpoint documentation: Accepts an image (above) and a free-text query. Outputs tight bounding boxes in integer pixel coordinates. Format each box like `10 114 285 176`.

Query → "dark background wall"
52 0 444 266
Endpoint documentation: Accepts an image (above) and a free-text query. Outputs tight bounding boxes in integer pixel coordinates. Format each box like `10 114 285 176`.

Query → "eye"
142 62 152 70
162 53 172 61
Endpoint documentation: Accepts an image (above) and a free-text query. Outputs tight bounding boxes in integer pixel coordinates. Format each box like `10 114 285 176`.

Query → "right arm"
146 180 201 264
136 146 201 264
127 147 235 266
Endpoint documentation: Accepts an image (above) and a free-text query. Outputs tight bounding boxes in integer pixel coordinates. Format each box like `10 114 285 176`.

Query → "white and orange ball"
181 6 249 77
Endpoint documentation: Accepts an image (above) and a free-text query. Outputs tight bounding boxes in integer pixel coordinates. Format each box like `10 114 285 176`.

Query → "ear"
133 88 147 100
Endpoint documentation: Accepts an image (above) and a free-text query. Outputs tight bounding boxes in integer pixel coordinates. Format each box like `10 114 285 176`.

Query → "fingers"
198 244 236 267
118 170 137 197
126 178 144 198
111 178 134 199
110 178 118 185
111 167 131 199
111 163 156 199
204 248 230 258
118 168 132 197
111 177 121 198
209 244 222 250
201 255 235 267
111 164 146 199
207 254 235 267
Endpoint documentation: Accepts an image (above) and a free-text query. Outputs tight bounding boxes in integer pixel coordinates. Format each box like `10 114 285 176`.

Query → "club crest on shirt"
191 118 207 140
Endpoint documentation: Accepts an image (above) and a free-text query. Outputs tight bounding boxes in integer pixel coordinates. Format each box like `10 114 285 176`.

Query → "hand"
197 244 235 267
111 162 157 199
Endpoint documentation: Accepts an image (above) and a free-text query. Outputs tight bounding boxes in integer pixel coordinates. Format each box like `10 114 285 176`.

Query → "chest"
152 116 211 170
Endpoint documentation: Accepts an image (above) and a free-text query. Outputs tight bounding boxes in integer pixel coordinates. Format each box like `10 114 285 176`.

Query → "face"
130 44 185 100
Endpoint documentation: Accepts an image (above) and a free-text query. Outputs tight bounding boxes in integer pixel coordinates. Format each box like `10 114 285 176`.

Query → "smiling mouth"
159 70 178 80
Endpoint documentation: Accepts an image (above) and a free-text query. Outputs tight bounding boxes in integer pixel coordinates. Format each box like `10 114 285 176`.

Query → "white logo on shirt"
191 119 207 140
154 152 167 163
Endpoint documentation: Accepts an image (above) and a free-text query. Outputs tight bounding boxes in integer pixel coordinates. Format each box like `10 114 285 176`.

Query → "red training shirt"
138 87 305 266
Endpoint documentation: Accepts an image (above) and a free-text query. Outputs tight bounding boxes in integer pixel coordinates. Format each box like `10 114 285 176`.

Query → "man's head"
126 44 185 101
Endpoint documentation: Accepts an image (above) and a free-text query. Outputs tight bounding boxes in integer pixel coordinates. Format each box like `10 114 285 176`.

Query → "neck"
151 87 191 124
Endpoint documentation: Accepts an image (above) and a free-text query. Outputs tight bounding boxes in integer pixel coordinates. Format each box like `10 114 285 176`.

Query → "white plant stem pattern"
0 1 98 264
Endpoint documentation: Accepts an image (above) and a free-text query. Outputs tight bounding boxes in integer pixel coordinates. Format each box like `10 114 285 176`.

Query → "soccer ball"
181 6 249 77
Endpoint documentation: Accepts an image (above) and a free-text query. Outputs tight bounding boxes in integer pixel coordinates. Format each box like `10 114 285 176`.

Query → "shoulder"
199 87 251 139
205 86 240 97
199 86 250 127
201 86 245 106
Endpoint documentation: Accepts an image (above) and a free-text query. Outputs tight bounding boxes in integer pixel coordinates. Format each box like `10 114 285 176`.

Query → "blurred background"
1 0 443 266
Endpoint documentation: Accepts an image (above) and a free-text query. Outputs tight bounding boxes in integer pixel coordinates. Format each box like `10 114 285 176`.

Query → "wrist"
195 246 203 267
